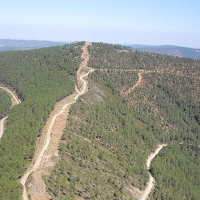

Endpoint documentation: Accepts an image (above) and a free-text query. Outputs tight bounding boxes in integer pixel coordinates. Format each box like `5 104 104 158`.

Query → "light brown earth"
124 72 142 96
139 144 167 200
20 42 93 200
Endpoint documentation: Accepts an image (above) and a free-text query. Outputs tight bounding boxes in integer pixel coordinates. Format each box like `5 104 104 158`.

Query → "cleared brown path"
140 144 167 200
20 42 93 200
124 73 142 95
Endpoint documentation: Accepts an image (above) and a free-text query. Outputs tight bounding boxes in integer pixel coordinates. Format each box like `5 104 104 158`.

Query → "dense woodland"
0 42 83 200
46 42 199 199
0 42 199 199
90 43 200 199
45 98 159 199
150 142 200 200
88 43 200 77
0 90 11 119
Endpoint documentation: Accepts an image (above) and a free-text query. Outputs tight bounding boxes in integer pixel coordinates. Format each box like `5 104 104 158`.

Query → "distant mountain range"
128 44 200 59
0 39 67 51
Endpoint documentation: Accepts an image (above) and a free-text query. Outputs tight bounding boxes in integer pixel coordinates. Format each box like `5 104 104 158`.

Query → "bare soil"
24 42 92 200
124 72 142 96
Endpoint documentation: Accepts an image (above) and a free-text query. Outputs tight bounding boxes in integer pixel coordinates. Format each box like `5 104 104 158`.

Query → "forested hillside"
45 99 158 199
1 42 199 199
0 42 83 200
45 42 200 199
89 43 200 199
150 142 200 200
0 90 11 119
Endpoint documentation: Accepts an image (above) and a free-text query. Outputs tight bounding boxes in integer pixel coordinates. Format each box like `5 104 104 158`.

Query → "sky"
1 0 200 48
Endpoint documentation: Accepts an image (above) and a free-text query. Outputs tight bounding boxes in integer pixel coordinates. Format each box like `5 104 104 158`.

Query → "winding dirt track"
100 68 169 199
0 86 20 105
122 72 167 200
124 72 142 95
140 144 167 200
20 42 93 200
0 116 7 138
0 86 20 139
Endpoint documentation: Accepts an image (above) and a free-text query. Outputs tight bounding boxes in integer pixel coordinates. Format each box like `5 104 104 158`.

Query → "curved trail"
20 42 93 200
0 86 20 139
140 144 167 200
125 72 142 95
0 116 7 138
0 86 20 105
123 71 167 200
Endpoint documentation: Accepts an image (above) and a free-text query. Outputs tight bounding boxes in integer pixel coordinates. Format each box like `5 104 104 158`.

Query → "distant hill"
0 39 68 51
128 44 200 59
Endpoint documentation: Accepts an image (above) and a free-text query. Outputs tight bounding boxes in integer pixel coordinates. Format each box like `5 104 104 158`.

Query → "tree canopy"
0 42 83 199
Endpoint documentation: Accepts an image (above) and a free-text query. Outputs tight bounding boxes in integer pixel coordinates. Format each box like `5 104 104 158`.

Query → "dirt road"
0 86 20 105
0 116 7 138
124 72 142 95
140 144 167 200
20 42 93 200
0 86 20 139
109 68 168 199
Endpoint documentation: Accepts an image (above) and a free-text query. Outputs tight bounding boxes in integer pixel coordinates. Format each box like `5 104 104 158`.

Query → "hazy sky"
1 0 200 48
